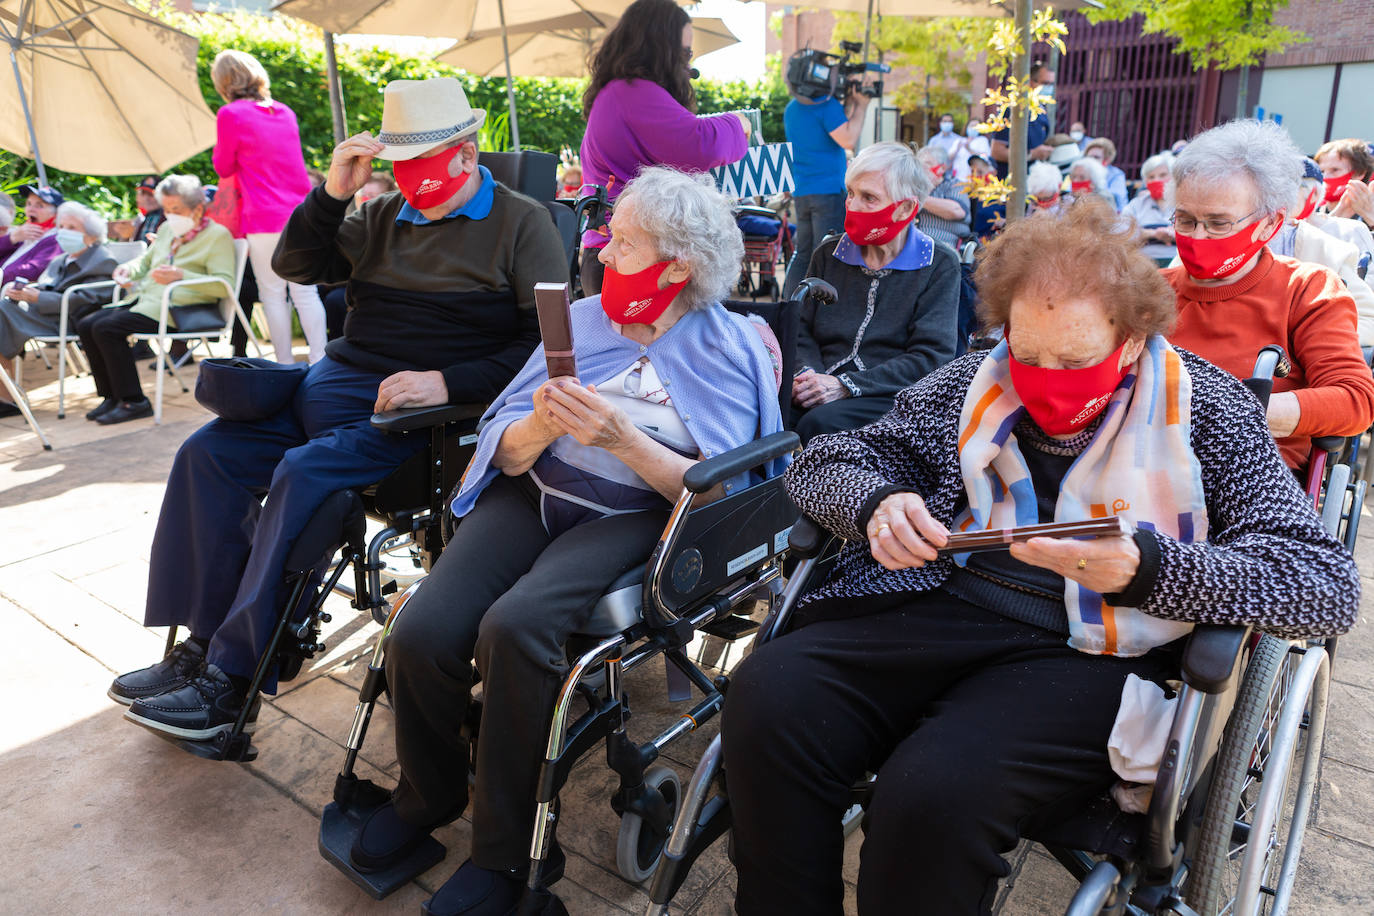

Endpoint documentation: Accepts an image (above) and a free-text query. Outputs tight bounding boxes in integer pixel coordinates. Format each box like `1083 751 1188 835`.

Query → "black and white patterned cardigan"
784 347 1361 641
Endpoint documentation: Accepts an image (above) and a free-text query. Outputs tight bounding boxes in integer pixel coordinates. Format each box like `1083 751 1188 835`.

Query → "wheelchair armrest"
1180 625 1251 694
735 204 779 220
1311 435 1345 455
787 515 832 559
793 277 837 308
371 402 486 433
682 430 800 494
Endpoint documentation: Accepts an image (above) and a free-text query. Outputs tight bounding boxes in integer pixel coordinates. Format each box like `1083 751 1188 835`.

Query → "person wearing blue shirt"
1084 137 1130 211
782 72 871 298
990 62 1056 180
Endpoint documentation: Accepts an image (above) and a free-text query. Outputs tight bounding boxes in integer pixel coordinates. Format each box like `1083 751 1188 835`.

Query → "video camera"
785 41 889 102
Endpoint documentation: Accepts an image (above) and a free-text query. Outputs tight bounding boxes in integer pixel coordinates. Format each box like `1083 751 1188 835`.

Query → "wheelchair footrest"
319 801 447 900
127 716 258 762
698 614 760 641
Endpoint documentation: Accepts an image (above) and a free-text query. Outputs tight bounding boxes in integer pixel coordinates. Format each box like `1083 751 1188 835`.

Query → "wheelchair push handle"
1243 344 1290 409
681 430 799 494
793 277 838 308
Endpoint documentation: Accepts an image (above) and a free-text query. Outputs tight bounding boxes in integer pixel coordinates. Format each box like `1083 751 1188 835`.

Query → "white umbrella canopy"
795 0 1093 16
0 0 217 180
437 15 740 78
271 0 617 42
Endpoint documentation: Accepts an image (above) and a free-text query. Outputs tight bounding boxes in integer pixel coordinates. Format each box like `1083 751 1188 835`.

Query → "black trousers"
76 306 158 401
385 473 668 868
721 592 1173 916
793 394 895 444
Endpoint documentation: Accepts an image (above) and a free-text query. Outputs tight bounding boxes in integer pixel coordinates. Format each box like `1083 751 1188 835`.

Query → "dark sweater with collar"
797 232 961 398
272 175 568 403
785 347 1359 642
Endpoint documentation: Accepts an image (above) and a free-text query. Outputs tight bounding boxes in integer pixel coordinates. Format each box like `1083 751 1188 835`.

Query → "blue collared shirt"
833 225 936 271
395 165 496 225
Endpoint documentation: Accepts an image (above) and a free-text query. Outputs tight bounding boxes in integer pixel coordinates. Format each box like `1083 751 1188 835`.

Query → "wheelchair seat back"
721 297 800 426
482 150 557 201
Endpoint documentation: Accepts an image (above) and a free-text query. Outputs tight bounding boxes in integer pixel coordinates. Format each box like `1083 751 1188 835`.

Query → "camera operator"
782 47 875 299
989 61 1056 180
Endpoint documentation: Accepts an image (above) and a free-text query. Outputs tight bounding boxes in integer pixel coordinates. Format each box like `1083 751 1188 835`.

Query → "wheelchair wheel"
1187 636 1329 915
615 764 681 884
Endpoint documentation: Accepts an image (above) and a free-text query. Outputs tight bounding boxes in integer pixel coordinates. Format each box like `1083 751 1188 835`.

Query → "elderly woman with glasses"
792 141 961 443
76 174 235 425
346 167 783 916
1164 119 1374 470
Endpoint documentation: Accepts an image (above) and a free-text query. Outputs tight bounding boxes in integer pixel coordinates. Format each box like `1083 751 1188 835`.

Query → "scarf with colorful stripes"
954 335 1206 657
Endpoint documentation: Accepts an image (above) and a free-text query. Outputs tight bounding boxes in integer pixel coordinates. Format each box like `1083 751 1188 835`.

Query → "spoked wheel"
1188 636 1331 915
616 765 682 884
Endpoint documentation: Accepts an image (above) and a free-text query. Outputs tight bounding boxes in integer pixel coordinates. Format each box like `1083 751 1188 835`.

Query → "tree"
1085 0 1307 71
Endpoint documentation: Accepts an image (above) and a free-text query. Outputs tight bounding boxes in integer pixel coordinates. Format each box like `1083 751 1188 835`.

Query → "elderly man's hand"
10 222 44 244
374 370 448 413
792 369 849 408
542 380 637 450
1010 534 1140 595
150 265 183 285
326 133 386 203
112 265 133 288
866 492 949 571
9 284 39 304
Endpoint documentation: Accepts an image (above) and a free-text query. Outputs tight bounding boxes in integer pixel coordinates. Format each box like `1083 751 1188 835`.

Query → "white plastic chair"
119 238 262 424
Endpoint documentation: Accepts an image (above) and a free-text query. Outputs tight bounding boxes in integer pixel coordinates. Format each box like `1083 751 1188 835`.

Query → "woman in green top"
78 175 236 425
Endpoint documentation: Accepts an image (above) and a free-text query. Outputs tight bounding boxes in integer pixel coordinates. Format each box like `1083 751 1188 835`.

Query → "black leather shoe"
423 845 565 916
108 639 206 706
124 663 259 741
84 398 118 421
95 398 153 425
349 801 433 873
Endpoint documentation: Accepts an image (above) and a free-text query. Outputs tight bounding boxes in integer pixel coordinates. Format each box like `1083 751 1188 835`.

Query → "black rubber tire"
615 765 682 884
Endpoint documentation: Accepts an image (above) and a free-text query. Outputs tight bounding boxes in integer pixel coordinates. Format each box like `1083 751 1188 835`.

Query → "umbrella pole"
1006 0 1031 225
324 32 347 144
862 0 876 144
10 49 47 187
497 0 521 151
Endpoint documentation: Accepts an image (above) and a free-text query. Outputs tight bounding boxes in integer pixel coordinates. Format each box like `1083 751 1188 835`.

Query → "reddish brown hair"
974 198 1176 338
1314 138 1374 181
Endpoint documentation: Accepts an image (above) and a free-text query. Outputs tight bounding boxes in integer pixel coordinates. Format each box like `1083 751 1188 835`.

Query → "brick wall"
1267 0 1374 67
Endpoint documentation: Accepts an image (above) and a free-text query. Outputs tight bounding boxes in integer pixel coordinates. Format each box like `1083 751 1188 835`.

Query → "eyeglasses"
1171 209 1262 238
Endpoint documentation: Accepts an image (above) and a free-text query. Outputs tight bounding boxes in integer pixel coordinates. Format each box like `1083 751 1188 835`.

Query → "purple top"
0 231 59 286
579 79 748 248
213 99 314 235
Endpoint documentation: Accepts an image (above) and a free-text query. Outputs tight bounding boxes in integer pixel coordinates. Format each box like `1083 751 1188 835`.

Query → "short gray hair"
1140 152 1174 181
1068 157 1108 192
1174 119 1302 218
613 167 744 309
1027 161 1063 197
915 143 951 169
56 201 107 242
847 141 933 204
156 174 206 210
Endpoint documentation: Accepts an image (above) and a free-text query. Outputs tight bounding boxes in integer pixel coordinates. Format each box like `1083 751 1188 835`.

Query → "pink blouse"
212 99 314 235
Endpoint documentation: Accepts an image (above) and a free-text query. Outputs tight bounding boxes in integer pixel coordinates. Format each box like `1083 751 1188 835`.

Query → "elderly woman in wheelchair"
344 167 785 915
717 200 1359 915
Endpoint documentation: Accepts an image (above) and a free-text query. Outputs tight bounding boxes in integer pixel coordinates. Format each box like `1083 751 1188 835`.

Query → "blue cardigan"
450 296 787 518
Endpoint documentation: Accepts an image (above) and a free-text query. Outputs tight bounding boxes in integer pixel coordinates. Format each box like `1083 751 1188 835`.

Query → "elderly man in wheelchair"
330 167 787 916
108 77 568 743
707 201 1359 916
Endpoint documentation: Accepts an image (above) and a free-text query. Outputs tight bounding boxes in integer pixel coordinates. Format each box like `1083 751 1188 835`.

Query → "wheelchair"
735 202 795 301
304 285 833 902
645 346 1362 916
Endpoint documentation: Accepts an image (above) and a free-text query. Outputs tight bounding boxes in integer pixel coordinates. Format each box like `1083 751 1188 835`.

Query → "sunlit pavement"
3 348 1371 915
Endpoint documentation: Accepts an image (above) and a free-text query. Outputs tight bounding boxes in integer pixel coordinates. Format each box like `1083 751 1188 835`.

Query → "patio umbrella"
0 0 217 183
435 15 740 78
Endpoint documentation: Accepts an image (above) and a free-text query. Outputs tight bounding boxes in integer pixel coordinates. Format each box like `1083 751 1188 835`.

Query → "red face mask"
1007 335 1130 436
930 166 945 181
1070 180 1093 195
1031 194 1060 210
1146 180 1167 202
600 260 688 325
31 215 55 230
1323 172 1353 204
844 200 918 246
1175 217 1281 280
1295 186 1320 221
393 145 471 210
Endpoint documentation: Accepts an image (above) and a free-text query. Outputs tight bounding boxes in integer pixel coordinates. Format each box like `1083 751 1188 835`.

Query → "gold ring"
876 523 891 535
1077 558 1088 570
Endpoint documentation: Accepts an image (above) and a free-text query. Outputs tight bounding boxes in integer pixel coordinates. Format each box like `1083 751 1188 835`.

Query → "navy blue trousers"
144 356 426 692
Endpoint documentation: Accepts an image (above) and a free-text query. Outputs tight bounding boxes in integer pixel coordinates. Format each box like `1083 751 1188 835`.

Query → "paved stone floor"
2 348 1372 915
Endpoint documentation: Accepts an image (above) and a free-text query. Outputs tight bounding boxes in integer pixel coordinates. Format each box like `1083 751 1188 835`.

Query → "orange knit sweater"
1165 250 1374 468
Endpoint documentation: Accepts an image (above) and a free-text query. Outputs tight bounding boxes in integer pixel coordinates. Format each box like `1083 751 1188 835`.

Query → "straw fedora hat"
375 78 486 162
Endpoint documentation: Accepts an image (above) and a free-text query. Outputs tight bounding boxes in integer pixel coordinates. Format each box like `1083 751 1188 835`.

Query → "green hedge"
0 10 787 219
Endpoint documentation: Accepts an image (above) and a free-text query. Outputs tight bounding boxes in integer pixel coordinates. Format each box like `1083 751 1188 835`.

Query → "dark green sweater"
273 175 568 403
